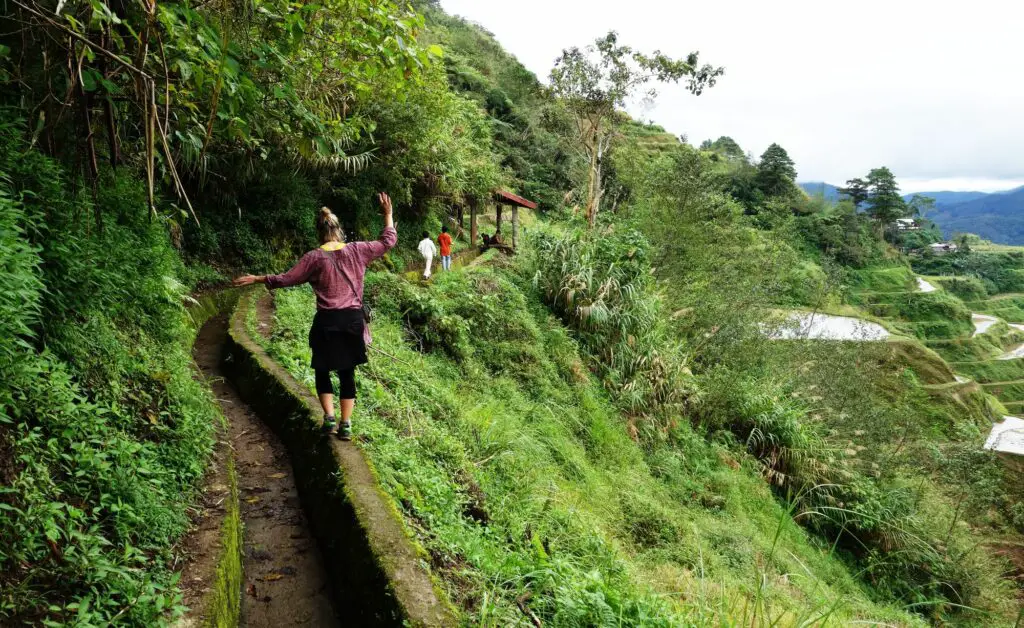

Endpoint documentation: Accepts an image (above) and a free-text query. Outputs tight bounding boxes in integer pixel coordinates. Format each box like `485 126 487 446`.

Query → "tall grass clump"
524 225 694 434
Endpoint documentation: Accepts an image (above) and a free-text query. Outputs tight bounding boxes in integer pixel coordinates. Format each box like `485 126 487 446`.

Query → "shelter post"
469 198 478 246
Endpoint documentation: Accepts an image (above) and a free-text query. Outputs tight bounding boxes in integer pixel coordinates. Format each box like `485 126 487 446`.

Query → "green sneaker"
337 421 353 441
321 416 337 434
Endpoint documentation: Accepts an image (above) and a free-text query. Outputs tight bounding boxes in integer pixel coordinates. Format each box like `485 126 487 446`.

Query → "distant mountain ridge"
798 181 1024 244
930 187 1024 244
799 181 841 202
904 190 988 206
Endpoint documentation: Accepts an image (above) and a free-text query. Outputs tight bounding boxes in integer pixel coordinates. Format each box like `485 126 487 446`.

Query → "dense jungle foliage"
1 0 1023 625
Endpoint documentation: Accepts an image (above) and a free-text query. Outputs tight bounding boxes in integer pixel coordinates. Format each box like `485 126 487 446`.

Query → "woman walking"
233 193 396 440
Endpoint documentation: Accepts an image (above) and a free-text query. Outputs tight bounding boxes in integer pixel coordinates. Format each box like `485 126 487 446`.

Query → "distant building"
895 218 919 231
928 242 959 255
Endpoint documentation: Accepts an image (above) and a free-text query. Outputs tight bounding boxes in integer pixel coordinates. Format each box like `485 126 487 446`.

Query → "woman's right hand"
233 274 263 286
377 192 393 217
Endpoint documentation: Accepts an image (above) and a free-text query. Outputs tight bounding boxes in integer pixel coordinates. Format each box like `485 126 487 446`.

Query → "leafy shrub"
912 251 1024 294
795 205 887 268
934 276 988 301
0 117 217 625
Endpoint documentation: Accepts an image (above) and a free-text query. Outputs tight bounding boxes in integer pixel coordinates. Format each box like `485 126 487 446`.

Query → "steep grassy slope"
261 264 921 625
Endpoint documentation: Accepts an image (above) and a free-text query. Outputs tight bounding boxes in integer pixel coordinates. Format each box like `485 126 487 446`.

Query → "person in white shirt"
417 231 437 279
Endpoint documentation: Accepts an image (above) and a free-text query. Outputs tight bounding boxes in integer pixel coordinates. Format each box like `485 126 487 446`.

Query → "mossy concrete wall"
222 291 455 627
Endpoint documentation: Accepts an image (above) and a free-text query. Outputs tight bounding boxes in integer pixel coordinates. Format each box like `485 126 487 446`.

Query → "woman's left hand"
233 274 262 286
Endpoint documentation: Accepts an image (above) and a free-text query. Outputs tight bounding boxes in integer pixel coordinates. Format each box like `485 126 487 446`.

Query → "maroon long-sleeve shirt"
265 226 397 311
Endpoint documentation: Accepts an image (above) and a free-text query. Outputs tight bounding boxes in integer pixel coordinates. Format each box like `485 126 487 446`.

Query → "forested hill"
2 1 1023 625
800 180 1024 244
929 186 1024 243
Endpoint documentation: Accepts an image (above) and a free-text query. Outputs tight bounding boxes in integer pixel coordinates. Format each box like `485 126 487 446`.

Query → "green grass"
966 295 1024 322
262 270 921 626
847 266 916 292
205 459 243 627
950 359 1024 384
981 380 1024 403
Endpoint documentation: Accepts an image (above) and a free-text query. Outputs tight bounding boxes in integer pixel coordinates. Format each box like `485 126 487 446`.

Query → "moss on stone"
204 458 243 628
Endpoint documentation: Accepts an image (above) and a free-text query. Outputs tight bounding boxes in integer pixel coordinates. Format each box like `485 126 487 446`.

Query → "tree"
550 31 722 227
907 194 936 220
703 136 746 162
755 143 798 198
4 0 434 224
837 178 870 208
954 233 973 253
865 167 907 236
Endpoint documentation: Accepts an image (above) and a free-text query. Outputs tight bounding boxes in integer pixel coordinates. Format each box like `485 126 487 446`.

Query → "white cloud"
438 0 1024 192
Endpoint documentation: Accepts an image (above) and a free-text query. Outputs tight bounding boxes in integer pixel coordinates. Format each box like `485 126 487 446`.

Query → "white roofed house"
895 218 919 231
927 241 959 255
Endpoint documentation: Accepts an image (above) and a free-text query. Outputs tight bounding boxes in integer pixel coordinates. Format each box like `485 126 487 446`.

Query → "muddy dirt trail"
193 315 339 627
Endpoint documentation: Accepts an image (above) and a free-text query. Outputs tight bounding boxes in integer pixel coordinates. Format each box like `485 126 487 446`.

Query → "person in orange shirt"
438 225 453 271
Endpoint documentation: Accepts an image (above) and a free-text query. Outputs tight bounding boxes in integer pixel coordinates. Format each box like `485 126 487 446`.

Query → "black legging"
315 368 356 398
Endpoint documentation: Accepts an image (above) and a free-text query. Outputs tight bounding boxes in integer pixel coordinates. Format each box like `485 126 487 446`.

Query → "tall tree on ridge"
755 143 798 197
550 31 723 227
837 178 870 208
866 167 907 237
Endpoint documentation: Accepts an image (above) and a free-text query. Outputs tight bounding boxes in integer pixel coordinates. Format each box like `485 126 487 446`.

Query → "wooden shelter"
469 190 538 250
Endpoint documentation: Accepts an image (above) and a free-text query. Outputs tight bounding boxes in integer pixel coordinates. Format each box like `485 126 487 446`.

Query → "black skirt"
309 308 367 372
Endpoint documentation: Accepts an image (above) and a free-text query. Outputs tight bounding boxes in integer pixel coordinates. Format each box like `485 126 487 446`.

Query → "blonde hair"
317 206 343 244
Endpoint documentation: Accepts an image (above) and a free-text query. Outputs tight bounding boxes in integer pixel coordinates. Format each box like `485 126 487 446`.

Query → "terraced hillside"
847 266 1024 415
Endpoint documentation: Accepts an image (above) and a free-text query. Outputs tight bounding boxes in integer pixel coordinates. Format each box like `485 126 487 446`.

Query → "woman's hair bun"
317 206 343 243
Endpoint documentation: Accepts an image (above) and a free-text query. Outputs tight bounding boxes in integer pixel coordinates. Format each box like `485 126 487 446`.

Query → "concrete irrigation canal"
177 292 453 627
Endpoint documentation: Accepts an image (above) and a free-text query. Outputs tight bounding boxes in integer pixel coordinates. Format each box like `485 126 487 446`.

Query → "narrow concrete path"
193 315 339 628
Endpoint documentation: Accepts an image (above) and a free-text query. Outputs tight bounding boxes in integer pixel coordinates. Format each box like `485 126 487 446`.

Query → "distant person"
418 231 437 279
233 193 396 441
481 233 492 248
492 229 502 246
438 225 453 271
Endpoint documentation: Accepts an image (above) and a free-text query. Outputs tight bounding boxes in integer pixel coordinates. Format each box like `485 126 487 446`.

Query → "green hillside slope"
260 262 921 625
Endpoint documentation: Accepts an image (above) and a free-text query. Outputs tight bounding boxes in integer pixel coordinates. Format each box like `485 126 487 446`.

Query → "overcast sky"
438 0 1024 193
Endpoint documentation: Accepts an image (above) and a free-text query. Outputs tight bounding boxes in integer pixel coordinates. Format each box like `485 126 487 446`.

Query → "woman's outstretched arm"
234 252 316 289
